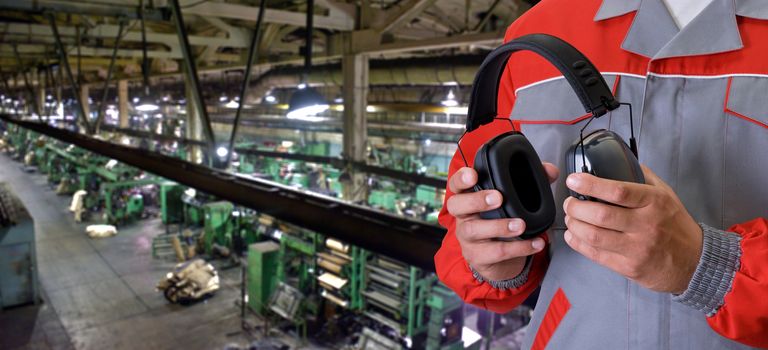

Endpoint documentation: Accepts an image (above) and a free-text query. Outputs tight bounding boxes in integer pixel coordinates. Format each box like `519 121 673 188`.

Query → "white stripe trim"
513 72 646 95
647 72 768 79
513 72 768 96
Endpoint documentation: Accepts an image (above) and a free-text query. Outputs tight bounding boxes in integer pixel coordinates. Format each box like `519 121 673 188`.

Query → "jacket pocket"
722 76 768 227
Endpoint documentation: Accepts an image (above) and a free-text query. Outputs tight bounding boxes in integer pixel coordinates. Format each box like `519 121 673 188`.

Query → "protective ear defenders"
459 33 635 240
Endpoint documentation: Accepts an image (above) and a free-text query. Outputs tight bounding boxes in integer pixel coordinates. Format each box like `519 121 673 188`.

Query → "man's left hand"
563 165 703 294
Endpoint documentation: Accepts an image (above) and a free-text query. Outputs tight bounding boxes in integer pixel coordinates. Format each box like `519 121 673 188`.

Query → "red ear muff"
473 132 556 239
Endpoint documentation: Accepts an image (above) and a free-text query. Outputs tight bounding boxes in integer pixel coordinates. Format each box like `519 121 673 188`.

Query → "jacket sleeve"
672 217 768 348
433 28 551 313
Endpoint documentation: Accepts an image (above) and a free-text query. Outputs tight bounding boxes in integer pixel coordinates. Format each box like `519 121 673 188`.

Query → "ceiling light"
287 86 328 120
224 99 240 109
441 90 459 107
424 138 432 146
219 94 229 103
216 146 229 158
135 95 159 112
264 95 277 104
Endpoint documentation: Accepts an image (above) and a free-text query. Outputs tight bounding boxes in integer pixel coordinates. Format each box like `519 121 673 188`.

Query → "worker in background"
435 0 768 348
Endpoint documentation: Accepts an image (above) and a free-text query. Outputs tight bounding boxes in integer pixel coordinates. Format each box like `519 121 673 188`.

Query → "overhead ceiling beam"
2 23 248 50
363 30 504 54
0 0 164 21
373 0 438 34
182 2 354 31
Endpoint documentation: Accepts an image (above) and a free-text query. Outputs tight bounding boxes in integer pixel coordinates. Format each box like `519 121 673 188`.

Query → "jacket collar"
594 0 768 59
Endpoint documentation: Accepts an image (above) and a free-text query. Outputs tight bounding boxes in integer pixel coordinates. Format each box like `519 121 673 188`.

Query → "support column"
186 84 203 164
118 80 129 128
79 84 90 131
342 52 369 203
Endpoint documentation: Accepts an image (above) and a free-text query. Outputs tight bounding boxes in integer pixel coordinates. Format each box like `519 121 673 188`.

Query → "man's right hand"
446 164 559 282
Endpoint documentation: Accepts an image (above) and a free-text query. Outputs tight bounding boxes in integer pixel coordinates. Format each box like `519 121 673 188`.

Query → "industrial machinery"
0 182 39 308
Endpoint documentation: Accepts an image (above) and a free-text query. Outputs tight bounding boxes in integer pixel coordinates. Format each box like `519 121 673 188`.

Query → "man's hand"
447 163 558 282
563 165 703 294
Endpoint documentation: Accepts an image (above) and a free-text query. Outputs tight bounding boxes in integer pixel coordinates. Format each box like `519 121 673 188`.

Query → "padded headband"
466 33 620 132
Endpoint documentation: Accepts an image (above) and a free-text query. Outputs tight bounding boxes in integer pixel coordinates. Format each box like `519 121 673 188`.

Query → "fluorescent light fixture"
333 96 343 104
297 83 307 89
136 95 160 112
441 89 459 107
132 97 140 103
287 86 328 120
219 94 229 103
264 95 277 104
224 99 240 109
216 146 228 158
366 105 376 113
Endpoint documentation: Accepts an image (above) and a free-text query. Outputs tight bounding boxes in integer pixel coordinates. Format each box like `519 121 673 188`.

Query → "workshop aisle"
0 154 249 350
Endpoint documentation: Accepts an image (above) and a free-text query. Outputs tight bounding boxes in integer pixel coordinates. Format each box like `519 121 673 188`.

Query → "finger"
468 237 546 266
563 196 633 231
564 215 627 252
448 167 478 193
457 218 526 242
446 190 502 217
566 172 653 208
543 162 559 184
564 230 628 272
640 164 671 191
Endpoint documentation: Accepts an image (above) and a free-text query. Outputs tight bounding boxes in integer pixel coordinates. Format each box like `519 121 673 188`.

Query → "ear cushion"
473 132 556 239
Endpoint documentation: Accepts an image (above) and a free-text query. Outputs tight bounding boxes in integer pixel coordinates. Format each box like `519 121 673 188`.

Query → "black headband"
466 33 620 132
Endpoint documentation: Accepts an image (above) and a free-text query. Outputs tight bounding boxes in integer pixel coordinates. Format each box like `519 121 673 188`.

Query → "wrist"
672 223 741 316
470 256 531 290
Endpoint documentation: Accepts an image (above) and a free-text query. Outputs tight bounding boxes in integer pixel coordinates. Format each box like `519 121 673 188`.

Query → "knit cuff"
672 223 742 316
470 256 532 290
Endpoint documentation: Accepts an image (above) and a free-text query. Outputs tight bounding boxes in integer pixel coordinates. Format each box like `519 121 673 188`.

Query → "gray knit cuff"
470 256 532 290
672 223 742 316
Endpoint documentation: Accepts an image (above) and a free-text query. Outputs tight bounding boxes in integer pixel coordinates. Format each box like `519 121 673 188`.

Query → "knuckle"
460 221 478 238
585 230 601 246
612 184 628 202
595 207 612 224
446 196 459 214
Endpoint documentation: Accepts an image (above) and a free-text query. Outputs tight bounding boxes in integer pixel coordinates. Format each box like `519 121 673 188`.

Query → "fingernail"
462 170 473 184
532 238 545 250
508 219 522 232
563 197 572 210
485 193 500 206
564 230 572 242
566 174 580 189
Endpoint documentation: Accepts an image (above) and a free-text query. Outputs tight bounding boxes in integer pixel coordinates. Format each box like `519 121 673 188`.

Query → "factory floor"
0 154 299 350
0 153 529 350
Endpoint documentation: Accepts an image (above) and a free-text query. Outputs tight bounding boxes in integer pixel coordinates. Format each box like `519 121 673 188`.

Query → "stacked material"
362 257 411 331
316 238 350 307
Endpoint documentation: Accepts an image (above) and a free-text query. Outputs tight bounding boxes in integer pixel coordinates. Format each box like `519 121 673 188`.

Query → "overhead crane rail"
1 115 445 270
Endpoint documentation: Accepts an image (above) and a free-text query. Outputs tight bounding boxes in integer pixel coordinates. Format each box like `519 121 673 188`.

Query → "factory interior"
0 0 539 349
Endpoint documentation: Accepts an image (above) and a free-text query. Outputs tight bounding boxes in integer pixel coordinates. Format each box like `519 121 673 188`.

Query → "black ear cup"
566 129 645 201
473 131 556 240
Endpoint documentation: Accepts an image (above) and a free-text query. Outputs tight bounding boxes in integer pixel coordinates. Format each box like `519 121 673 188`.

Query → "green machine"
202 201 234 255
247 241 281 314
160 182 185 225
369 190 398 211
102 178 160 225
426 285 478 350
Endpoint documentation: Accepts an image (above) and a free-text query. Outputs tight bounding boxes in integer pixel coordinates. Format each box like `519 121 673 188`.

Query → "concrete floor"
0 152 531 350
0 154 269 350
